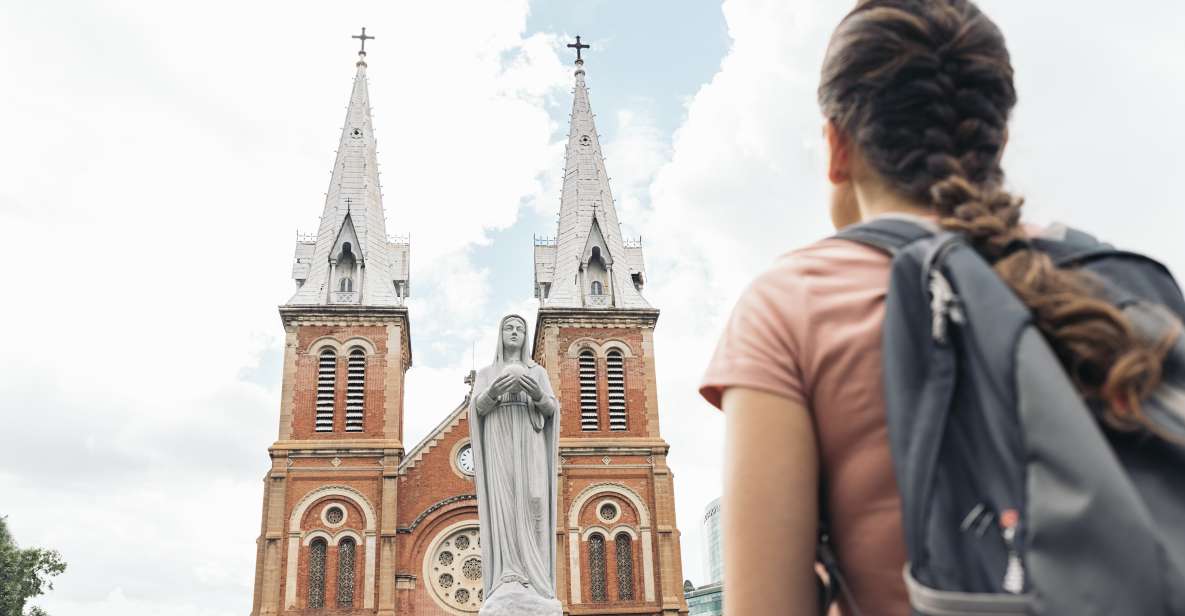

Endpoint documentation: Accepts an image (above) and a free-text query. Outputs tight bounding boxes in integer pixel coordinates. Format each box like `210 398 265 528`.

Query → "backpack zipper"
999 508 1026 594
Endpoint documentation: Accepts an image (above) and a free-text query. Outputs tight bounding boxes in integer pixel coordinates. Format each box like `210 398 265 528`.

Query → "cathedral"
249 33 689 616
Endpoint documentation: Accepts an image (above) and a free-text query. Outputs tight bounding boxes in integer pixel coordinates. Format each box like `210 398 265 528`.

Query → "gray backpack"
820 218 1185 615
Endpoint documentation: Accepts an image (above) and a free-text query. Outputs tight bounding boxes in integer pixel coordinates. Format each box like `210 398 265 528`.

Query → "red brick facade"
251 305 687 615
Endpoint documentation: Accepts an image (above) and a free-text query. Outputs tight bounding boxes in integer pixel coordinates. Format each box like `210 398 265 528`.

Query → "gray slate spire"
288 50 410 307
534 53 649 309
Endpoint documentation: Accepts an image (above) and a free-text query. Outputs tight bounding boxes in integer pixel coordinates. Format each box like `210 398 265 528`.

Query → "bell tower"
532 38 689 615
251 30 410 616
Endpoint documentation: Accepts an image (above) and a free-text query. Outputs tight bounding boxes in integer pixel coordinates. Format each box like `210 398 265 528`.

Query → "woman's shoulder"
748 236 891 297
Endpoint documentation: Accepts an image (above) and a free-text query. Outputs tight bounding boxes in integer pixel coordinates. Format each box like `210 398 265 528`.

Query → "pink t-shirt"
700 234 910 615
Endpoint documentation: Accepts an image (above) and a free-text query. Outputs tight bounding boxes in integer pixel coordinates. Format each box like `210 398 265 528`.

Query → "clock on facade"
456 442 475 476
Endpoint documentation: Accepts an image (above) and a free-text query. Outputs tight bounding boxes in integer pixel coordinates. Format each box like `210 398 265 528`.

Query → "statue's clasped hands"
489 372 545 402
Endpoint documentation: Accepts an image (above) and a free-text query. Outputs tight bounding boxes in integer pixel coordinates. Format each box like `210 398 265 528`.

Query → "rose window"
599 502 617 521
427 525 483 613
325 506 344 525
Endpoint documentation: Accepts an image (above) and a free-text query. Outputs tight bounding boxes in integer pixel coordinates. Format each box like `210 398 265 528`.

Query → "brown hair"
818 0 1169 429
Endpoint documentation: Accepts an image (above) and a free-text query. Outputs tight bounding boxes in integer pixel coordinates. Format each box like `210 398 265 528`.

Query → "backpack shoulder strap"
833 217 935 255
1030 224 1121 267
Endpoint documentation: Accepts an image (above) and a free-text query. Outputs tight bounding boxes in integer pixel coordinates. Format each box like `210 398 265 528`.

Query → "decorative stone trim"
332 528 362 546
595 499 621 524
285 485 379 610
289 485 377 530
564 337 636 358
397 494 477 534
581 525 609 540
566 482 656 603
302 529 333 545
321 503 348 528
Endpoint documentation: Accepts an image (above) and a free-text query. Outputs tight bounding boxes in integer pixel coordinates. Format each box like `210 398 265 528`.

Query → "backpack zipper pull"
999 508 1025 594
928 271 964 343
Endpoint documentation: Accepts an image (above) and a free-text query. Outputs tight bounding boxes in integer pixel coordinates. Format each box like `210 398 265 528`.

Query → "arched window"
308 537 327 608
615 533 635 600
339 277 353 292
345 348 366 432
316 349 336 432
591 280 603 295
588 533 607 602
337 537 357 607
578 350 599 431
606 350 627 431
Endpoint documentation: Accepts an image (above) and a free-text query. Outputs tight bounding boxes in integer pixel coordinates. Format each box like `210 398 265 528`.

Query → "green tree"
0 517 66 616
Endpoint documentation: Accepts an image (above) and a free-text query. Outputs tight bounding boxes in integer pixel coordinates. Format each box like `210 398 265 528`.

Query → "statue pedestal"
478 583 562 616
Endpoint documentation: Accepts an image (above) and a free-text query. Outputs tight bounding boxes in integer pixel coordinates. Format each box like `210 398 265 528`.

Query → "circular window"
462 557 482 580
321 503 348 528
426 524 483 613
579 134 592 147
454 441 476 477
350 127 363 139
596 499 621 523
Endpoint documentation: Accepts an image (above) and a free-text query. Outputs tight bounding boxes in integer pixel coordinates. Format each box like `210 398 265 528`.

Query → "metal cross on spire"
352 27 374 55
567 35 590 62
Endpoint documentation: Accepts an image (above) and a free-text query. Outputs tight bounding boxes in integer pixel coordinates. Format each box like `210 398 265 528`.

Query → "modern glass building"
702 497 723 584
686 581 723 616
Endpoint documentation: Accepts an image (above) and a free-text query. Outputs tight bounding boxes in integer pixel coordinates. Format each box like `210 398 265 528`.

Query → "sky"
1 0 1183 614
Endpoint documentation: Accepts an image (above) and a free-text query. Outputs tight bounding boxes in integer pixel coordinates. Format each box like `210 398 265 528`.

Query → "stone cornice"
533 308 660 356
558 437 669 452
278 304 412 369
396 494 477 534
269 439 405 453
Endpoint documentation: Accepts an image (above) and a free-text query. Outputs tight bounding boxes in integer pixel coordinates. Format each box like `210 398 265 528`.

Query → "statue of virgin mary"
469 314 561 612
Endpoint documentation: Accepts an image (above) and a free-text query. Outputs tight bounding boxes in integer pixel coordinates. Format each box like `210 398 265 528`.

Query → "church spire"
288 31 410 307
533 37 649 309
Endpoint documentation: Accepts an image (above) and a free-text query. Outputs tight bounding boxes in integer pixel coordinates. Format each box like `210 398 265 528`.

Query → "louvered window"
588 533 607 602
578 350 599 431
606 350 627 431
345 348 366 432
615 533 635 600
308 538 327 608
337 537 356 607
316 349 336 432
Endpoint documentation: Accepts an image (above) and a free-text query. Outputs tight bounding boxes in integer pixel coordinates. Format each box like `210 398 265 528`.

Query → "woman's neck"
854 178 933 222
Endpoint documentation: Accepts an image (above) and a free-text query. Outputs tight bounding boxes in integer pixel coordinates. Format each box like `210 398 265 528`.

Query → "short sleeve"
699 268 807 410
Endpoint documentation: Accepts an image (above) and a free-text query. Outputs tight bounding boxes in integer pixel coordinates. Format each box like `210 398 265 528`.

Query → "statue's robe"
469 360 560 601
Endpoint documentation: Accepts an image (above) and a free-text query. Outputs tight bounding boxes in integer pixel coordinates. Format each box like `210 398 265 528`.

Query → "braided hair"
818 0 1169 430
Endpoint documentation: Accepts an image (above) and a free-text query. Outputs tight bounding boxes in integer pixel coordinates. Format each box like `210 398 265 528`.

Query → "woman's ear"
825 120 852 185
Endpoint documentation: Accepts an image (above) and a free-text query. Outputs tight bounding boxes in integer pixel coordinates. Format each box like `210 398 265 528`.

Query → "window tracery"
307 538 327 608
616 533 635 600
589 533 607 602
337 537 356 607
427 525 483 613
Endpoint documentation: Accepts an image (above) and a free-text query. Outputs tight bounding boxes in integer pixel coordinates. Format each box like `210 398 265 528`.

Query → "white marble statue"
469 314 562 615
